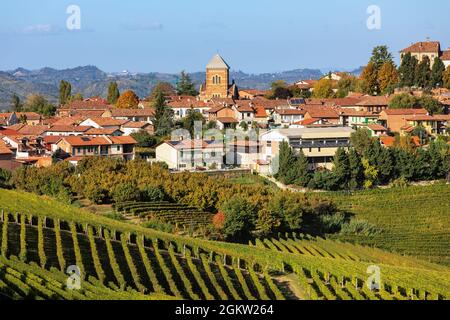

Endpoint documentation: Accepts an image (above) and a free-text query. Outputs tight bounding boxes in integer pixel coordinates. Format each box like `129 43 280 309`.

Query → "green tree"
107 81 120 104
59 80 72 105
419 96 443 115
182 109 205 137
152 87 174 136
277 141 297 184
348 148 364 190
293 150 310 187
221 197 256 242
332 147 350 190
415 56 432 89
398 53 418 88
335 75 358 98
177 71 198 96
130 130 158 148
350 128 373 155
11 93 23 112
388 93 418 109
23 94 56 116
431 57 446 88
370 45 394 71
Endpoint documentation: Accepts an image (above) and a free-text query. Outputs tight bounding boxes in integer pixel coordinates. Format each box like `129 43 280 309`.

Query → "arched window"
213 75 221 84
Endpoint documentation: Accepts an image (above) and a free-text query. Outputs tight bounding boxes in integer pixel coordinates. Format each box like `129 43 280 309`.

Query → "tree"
152 87 173 136
112 182 141 203
116 90 139 109
221 197 256 242
362 158 378 189
388 93 419 109
182 109 205 137
415 56 432 89
266 193 306 231
239 121 249 131
370 45 394 71
335 75 359 98
130 130 158 148
419 96 443 115
11 93 23 112
70 93 83 102
350 129 373 155
360 61 379 95
107 81 120 104
332 147 350 190
312 79 334 98
398 53 417 88
348 148 364 190
268 80 292 99
151 82 177 99
59 80 72 106
378 61 398 93
277 141 297 184
292 150 310 187
431 57 446 88
444 66 450 89
177 71 198 96
23 94 56 116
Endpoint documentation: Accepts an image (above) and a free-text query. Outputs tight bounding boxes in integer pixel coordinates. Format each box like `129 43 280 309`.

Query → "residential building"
404 114 450 136
44 125 92 136
260 127 354 170
155 139 224 170
0 140 16 170
121 122 154 136
400 41 441 65
355 96 390 113
106 108 155 123
79 117 129 129
379 108 428 133
273 109 307 126
56 136 136 161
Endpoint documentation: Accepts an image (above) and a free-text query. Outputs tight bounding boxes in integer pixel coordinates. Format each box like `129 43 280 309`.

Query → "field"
1 188 449 300
320 184 450 266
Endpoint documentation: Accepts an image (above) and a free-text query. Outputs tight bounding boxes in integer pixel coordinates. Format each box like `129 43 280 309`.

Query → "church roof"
206 54 230 69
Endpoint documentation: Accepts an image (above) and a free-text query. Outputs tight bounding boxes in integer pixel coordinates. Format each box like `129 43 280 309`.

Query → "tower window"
213 75 221 84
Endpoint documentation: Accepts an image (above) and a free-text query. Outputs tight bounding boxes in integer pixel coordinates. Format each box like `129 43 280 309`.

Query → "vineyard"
114 201 214 231
321 184 450 266
0 189 449 300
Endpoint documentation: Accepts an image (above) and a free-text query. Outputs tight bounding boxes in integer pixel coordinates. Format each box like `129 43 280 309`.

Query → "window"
267 141 272 148
318 147 321 152
117 146 121 151
212 75 221 84
211 151 216 157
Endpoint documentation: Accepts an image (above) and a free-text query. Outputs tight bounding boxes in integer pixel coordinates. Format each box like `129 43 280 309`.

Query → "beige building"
400 41 448 67
260 127 354 170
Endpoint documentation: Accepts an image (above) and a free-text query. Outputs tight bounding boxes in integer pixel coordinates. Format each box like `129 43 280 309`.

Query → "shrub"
0 168 11 188
140 186 166 202
85 184 109 204
221 197 256 242
319 213 348 234
143 219 174 233
112 182 140 203
340 219 382 236
390 177 409 188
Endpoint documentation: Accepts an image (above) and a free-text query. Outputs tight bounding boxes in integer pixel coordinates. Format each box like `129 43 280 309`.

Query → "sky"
0 0 449 73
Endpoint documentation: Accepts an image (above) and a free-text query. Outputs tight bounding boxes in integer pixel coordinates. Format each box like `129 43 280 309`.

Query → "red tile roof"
400 41 441 53
405 114 450 121
165 139 223 150
295 118 321 126
110 108 155 117
63 99 111 110
216 117 239 124
304 107 339 118
0 140 12 155
85 117 129 127
59 135 136 147
85 128 122 135
275 109 308 116
383 108 428 115
356 96 391 106
367 124 388 131
47 125 91 132
442 50 450 60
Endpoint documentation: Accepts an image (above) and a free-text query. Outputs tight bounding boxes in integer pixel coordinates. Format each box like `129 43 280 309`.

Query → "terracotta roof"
356 96 390 106
59 136 136 147
85 128 122 135
47 125 91 133
17 112 41 121
216 117 239 124
63 100 111 110
275 109 308 116
110 108 155 117
255 106 267 118
0 127 20 136
304 107 339 119
295 118 321 126
122 121 151 128
165 139 223 150
15 125 48 136
442 50 450 61
69 110 107 118
383 108 428 115
380 136 395 147
400 41 441 54
405 114 450 121
326 98 361 107
367 124 388 131
251 98 289 109
51 116 86 126
337 109 379 117
43 136 62 144
0 140 12 155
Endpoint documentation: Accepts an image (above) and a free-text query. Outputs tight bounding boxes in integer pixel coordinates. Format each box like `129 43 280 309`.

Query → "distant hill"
0 66 324 110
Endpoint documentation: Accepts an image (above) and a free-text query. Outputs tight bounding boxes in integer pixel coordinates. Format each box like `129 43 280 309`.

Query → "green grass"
320 183 450 266
1 188 450 300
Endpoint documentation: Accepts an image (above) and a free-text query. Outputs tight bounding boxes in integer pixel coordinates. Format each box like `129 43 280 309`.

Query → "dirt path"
274 273 308 300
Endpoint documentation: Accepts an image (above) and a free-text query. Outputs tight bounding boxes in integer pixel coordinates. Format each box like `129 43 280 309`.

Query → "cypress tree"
398 53 417 88
431 57 445 88
293 149 310 187
332 147 350 190
59 80 72 105
177 71 198 96
107 81 120 104
415 56 432 89
152 88 173 136
348 148 364 190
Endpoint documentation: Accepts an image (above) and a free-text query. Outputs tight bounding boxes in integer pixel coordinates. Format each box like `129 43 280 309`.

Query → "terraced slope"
321 184 450 265
1 189 449 300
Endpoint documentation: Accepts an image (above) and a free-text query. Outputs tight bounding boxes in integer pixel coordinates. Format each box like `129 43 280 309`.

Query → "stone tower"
204 54 230 99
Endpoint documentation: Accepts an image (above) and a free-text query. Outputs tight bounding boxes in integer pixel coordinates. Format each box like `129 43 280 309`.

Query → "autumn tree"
444 66 450 89
116 90 139 109
312 79 334 98
107 81 120 104
360 61 379 95
378 61 398 93
388 93 419 109
151 82 177 99
59 80 72 105
431 57 446 88
177 71 198 96
335 74 359 98
23 94 56 116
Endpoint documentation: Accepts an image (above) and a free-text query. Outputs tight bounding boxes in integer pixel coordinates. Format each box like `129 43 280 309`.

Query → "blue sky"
0 0 449 73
